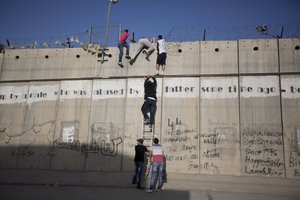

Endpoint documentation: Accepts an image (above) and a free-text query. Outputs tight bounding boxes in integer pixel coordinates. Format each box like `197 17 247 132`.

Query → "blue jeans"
141 99 156 124
118 43 129 63
134 162 143 188
149 162 164 190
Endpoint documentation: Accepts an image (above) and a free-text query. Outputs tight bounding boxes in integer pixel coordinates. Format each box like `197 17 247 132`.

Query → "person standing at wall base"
133 138 149 189
146 138 164 193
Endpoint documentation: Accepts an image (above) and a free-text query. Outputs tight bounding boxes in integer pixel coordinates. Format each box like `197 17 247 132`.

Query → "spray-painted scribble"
0 118 56 157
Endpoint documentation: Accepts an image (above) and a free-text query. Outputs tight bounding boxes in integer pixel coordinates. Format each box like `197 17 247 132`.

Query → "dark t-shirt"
134 145 148 162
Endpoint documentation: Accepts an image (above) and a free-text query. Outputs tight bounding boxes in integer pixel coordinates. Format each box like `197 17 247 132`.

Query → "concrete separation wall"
0 38 300 186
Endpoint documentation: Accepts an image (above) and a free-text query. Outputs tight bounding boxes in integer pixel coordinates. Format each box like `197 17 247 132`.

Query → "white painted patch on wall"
60 80 92 100
27 84 59 104
164 78 199 98
240 76 279 98
281 76 300 99
201 78 238 99
92 79 126 99
0 85 28 104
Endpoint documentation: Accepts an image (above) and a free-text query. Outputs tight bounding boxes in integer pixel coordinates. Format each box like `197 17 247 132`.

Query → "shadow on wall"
0 144 137 187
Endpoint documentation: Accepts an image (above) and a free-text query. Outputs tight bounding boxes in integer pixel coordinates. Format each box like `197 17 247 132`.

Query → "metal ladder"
141 114 155 186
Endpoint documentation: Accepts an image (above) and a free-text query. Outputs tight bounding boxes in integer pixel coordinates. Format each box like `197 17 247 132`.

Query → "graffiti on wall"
163 117 199 172
199 119 240 174
242 123 285 176
0 118 55 157
53 122 123 157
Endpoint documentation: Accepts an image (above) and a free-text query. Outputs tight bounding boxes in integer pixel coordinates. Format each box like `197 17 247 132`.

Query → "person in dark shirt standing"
134 138 148 189
141 75 157 128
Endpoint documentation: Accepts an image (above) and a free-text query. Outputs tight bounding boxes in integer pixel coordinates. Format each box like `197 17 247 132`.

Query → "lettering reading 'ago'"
165 86 195 93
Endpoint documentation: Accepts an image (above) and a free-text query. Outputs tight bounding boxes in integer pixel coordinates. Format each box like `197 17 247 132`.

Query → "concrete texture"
200 77 241 175
1 38 300 187
200 41 238 74
279 38 300 72
1 170 300 200
281 75 300 178
239 39 279 73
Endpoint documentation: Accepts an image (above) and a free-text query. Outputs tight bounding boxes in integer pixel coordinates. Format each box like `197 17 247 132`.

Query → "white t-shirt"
157 39 166 54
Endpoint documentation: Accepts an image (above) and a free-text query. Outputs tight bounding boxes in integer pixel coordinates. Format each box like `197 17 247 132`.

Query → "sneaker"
129 60 134 65
118 62 124 68
146 189 153 193
125 55 131 59
145 56 150 61
144 119 150 125
142 50 147 55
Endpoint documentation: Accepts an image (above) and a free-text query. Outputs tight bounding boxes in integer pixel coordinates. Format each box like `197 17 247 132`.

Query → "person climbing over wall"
146 137 164 193
141 75 157 129
118 29 133 68
156 35 167 75
129 37 155 65
133 138 149 189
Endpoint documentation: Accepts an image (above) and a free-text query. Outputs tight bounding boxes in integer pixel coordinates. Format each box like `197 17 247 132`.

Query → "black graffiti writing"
53 137 123 157
289 156 300 168
244 155 283 168
163 136 191 143
201 162 219 173
245 148 278 156
245 165 283 176
202 149 220 158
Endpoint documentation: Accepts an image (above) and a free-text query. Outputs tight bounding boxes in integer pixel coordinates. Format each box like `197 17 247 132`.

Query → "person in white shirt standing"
156 35 167 75
147 138 164 193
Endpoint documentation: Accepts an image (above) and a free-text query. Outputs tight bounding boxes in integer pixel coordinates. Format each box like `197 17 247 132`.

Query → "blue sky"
0 0 299 47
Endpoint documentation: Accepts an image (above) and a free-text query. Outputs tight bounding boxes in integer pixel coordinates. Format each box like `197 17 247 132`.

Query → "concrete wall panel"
281 75 300 178
85 79 126 171
0 82 29 168
51 80 92 170
165 42 200 75
200 41 238 74
279 39 300 72
31 49 64 79
161 78 199 173
16 81 59 169
239 39 278 73
99 47 128 78
1 49 36 80
200 77 241 175
62 48 97 78
240 76 284 177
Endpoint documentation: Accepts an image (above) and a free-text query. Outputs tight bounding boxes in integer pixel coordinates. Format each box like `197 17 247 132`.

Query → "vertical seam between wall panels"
237 40 242 175
120 77 129 172
160 77 164 142
49 80 62 169
198 41 201 174
277 38 286 178
15 81 31 168
83 79 94 170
